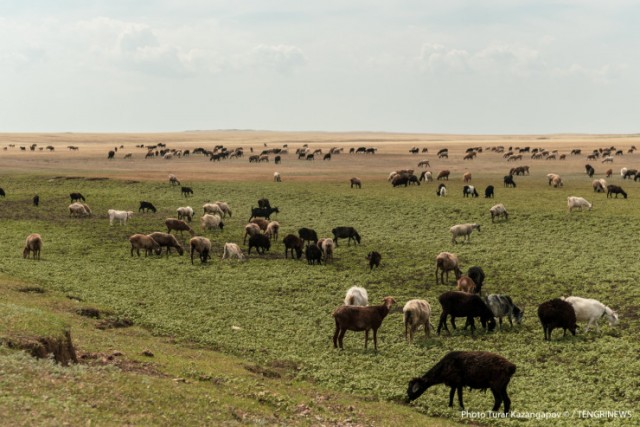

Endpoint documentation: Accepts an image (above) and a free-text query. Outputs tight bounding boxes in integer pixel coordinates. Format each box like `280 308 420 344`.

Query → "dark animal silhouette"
331 227 361 246
138 201 157 213
366 251 381 270
70 192 85 202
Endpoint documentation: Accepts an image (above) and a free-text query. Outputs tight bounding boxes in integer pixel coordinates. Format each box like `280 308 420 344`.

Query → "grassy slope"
0 168 638 425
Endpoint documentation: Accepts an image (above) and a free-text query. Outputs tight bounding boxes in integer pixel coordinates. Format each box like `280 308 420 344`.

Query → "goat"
436 183 447 197
537 298 577 341
283 234 304 259
344 286 368 306
165 218 195 236
585 164 595 177
138 201 157 213
129 234 161 257
403 299 432 343
449 223 481 244
331 226 361 246
33 195 39 206
108 209 133 226
147 232 184 256
503 175 516 187
462 185 478 198
435 252 462 285
23 233 43 260
189 236 212 264
332 297 396 351
486 294 524 331
249 206 280 221
407 351 516 413
366 251 381 270
221 243 245 261
437 291 496 336
562 296 618 333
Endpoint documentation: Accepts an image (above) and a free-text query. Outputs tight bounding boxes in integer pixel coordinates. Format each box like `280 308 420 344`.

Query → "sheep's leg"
437 312 449 335
424 320 430 338
333 323 340 348
448 387 456 407
491 388 503 412
364 329 369 349
457 386 464 409
502 387 511 413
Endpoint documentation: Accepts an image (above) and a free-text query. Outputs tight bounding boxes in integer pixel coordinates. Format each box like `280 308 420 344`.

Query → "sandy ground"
0 131 638 182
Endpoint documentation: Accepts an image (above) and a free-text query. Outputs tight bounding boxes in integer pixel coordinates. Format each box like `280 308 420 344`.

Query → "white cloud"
241 44 306 74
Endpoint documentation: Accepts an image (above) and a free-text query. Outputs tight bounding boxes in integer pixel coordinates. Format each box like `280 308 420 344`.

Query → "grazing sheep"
462 172 471 183
537 298 577 341
189 236 212 264
437 170 450 180
23 233 43 260
350 177 362 188
607 185 628 199
169 174 180 185
419 171 433 182
456 276 477 293
592 179 606 193
243 223 262 245
391 175 410 187
33 194 39 206
585 164 595 177
177 206 194 222
436 183 447 197
200 214 224 232
435 252 462 285
165 218 195 236
486 294 524 331
248 234 271 255
147 232 184 256
298 227 319 245
484 185 495 198
366 251 381 270
319 238 335 263
550 176 563 187
403 299 432 344
344 286 369 306
138 201 157 213
213 201 232 218
181 186 193 197
462 185 478 198
437 291 496 336
129 234 161 257
273 171 281 182
466 266 485 294
221 243 245 261
407 351 516 414
567 196 592 212
203 203 224 217
620 167 628 178
70 192 85 202
265 221 280 241
503 175 516 187
331 226 361 246
305 243 323 265
562 296 618 333
283 234 304 259
449 223 481 244
487 204 508 223
546 173 561 185
606 168 612 177
332 297 396 350
68 202 91 217
108 209 133 226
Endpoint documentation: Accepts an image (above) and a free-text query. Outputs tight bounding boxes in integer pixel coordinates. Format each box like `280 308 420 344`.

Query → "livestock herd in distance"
11 139 632 415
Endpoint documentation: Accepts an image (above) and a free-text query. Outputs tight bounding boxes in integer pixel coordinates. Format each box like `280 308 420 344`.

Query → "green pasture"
0 172 638 425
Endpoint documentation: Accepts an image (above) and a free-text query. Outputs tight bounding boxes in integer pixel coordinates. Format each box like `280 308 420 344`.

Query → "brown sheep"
129 234 161 257
332 297 396 351
435 252 462 285
23 233 43 260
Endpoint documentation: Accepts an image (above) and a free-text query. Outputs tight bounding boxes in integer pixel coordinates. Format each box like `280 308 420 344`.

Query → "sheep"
147 232 184 256
607 185 628 199
562 296 618 333
332 296 396 351
585 164 595 177
462 172 471 183
467 266 485 295
366 251 381 270
462 185 478 198
298 227 318 245
437 170 450 180
250 218 269 232
567 196 593 212
437 291 496 336
221 242 245 261
248 234 271 255
344 286 368 306
620 167 628 178
189 236 212 264
213 201 233 218
273 171 281 182
264 221 280 241
165 218 195 236
537 298 577 341
403 299 432 344
200 214 224 232
70 192 85 202
177 206 194 222
406 351 516 414
484 185 495 198
436 183 447 197
243 223 262 245
486 294 524 331
283 234 304 259
546 173 561 185
129 234 161 257
108 209 134 226
350 177 362 188
550 176 563 187
33 194 39 206
419 171 433 182
203 203 224 217
181 186 194 197
305 243 323 265
449 223 481 244
489 203 509 222
68 202 91 217
456 276 477 293
331 226 361 246
138 201 157 213
435 252 462 285
503 175 516 187
23 233 43 260
0 188 5 197
169 174 180 185
606 168 612 177
592 179 606 193
319 238 335 263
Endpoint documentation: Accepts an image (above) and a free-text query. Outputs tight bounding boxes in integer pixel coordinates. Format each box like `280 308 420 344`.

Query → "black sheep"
407 351 516 413
538 298 577 341
248 234 270 255
366 251 381 270
181 186 193 197
138 201 157 213
283 234 303 259
437 291 496 336
484 185 494 198
606 185 627 199
33 194 39 206
331 226 361 246
391 175 410 187
467 266 485 294
70 192 85 202
305 244 322 265
503 175 516 188
298 227 318 245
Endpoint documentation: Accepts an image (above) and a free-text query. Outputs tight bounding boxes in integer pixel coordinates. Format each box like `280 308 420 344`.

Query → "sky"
0 1 638 134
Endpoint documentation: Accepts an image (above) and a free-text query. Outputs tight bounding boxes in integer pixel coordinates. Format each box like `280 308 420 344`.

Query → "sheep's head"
22 247 29 259
383 297 396 309
219 221 224 230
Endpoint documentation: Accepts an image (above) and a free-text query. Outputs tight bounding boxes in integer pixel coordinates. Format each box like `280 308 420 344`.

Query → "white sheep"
189 236 212 264
265 221 280 241
562 296 619 333
319 238 335 263
213 201 232 218
177 206 194 222
592 179 605 193
344 286 368 306
109 209 133 226
68 202 90 217
221 242 245 261
200 214 224 231
203 203 224 216
620 167 628 177
403 299 433 344
489 203 509 222
449 223 481 244
567 196 592 212
274 172 281 182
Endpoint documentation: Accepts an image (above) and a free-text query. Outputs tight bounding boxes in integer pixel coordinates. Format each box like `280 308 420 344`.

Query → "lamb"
248 234 271 255
221 242 245 261
165 218 195 236
403 299 432 344
108 209 134 226
203 203 224 217
332 296 396 351
366 251 382 270
68 202 91 217
273 171 281 182
489 203 509 222
449 223 481 244
23 233 43 260
485 294 524 331
147 232 184 256
169 174 181 185
243 223 262 245
435 252 462 285
406 351 516 414
177 206 194 222
437 291 496 336
200 214 224 232
562 296 618 333
344 286 368 306
537 298 577 341
567 196 592 212
331 226 361 246
129 234 161 257
213 201 232 218
189 236 212 264
283 234 304 259
265 221 280 241
456 276 477 293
